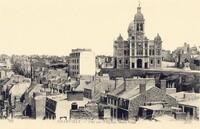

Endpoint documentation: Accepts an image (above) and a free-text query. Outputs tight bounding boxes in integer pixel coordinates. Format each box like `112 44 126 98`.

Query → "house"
99 78 177 120
191 55 200 70
45 91 89 120
170 92 200 120
9 79 31 114
75 74 123 100
68 48 96 77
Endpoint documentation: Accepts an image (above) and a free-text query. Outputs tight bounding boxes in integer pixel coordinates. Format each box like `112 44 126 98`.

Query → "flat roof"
179 99 200 108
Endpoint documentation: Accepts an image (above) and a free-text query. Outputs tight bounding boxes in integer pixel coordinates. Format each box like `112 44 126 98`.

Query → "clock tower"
113 3 162 70
128 4 149 69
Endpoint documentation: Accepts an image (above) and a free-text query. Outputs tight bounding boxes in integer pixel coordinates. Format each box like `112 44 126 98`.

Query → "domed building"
114 4 162 69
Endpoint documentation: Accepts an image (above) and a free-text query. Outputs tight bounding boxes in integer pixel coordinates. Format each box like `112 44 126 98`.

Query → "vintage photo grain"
0 0 199 129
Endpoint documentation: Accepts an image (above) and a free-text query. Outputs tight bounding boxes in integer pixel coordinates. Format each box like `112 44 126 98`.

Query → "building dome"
134 6 144 22
127 21 134 32
154 33 161 42
127 6 144 34
117 34 124 42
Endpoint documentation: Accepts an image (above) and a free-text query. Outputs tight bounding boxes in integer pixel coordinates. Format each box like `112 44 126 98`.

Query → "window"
140 23 143 31
145 43 148 48
132 63 135 68
114 100 117 106
124 50 127 55
137 23 139 31
156 49 161 55
108 98 110 104
119 60 122 64
145 49 148 56
125 59 128 64
132 49 135 56
132 43 135 47
152 50 155 55
137 49 143 55
150 60 153 64
157 59 160 64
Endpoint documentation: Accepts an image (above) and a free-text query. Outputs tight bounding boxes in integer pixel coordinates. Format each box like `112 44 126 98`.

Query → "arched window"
140 23 143 31
157 59 160 64
125 59 128 64
150 60 153 64
137 23 139 31
119 60 122 64
124 50 127 55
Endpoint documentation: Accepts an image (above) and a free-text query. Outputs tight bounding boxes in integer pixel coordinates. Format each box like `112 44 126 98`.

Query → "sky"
0 0 199 56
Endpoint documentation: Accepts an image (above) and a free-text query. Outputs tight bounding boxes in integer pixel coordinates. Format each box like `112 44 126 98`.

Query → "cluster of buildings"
0 3 199 123
162 43 200 70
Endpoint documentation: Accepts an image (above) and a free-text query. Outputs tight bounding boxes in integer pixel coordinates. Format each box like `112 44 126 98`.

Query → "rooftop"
178 99 200 108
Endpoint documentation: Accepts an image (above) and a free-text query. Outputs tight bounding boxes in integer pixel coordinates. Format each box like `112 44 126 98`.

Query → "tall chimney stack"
160 80 166 97
140 84 146 94
123 77 126 91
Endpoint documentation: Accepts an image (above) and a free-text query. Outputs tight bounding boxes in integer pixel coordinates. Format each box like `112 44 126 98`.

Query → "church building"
113 4 162 69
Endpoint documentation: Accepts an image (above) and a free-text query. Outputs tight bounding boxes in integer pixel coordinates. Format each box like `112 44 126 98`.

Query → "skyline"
0 0 200 56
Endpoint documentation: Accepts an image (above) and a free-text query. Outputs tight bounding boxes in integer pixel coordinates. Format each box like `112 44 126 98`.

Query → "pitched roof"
0 78 10 86
119 85 154 100
91 92 104 103
109 83 125 95
108 83 154 100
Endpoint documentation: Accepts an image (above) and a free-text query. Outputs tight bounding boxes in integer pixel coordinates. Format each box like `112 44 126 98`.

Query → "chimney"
139 84 146 94
123 77 126 91
71 102 78 110
160 80 166 96
114 78 117 89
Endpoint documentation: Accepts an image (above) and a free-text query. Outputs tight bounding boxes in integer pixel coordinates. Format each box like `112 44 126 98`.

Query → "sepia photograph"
0 0 199 129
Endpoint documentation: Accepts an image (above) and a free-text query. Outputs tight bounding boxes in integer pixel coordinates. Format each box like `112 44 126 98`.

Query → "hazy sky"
0 0 199 56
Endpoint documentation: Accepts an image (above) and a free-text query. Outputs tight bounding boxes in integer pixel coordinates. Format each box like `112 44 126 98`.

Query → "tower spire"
139 0 141 7
137 0 141 13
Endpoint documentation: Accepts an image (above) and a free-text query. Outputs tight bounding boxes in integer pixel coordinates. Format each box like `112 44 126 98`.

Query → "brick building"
99 78 177 120
113 5 162 69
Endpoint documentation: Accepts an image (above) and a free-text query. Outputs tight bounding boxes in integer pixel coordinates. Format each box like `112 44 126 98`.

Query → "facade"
99 79 177 120
114 5 162 69
68 48 96 77
170 92 200 120
75 74 123 100
173 43 200 70
96 55 113 69
45 93 88 120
